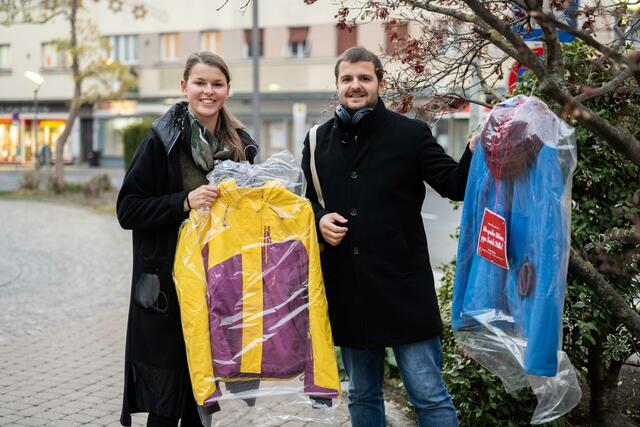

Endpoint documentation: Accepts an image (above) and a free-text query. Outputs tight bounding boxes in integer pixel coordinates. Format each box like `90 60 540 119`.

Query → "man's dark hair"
334 46 384 83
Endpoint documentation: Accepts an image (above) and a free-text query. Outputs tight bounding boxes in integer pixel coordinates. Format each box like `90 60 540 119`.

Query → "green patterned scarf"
187 107 220 172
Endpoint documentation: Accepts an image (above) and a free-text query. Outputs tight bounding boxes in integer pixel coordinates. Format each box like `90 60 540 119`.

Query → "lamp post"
251 0 261 155
24 70 47 187
24 71 44 166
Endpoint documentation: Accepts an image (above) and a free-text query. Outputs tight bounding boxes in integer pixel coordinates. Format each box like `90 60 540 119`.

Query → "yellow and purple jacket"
174 179 340 406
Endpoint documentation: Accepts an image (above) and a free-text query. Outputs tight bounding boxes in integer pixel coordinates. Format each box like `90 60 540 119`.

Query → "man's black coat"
301 100 472 348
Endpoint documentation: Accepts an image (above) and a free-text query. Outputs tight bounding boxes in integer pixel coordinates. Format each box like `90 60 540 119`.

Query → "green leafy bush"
515 40 640 419
121 117 155 170
435 40 639 424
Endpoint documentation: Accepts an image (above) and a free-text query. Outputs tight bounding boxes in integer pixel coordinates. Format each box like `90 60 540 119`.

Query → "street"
0 198 416 426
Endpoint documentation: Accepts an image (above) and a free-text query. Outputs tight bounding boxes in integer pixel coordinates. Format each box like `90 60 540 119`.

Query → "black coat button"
350 170 358 179
349 208 358 216
353 246 360 255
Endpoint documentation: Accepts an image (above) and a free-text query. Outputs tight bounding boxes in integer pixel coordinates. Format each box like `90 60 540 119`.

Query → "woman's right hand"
186 185 220 210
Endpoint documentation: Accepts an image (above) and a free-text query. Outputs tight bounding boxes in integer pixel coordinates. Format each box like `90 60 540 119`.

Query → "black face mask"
134 273 168 314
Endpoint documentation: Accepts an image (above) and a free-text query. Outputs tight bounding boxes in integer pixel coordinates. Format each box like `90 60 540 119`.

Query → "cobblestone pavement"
0 200 414 427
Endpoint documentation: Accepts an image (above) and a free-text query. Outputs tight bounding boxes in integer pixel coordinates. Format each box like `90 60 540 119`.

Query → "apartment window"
244 29 264 58
201 31 221 53
108 35 139 65
288 27 309 58
385 22 408 54
161 33 180 62
42 42 69 69
336 26 357 55
0 44 10 70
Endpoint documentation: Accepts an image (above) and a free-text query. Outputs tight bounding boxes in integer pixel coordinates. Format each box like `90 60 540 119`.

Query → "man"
301 46 476 427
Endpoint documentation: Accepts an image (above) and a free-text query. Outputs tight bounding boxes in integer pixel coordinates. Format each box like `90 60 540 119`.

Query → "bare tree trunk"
604 360 624 415
588 337 606 423
52 97 80 190
51 0 80 191
588 339 635 427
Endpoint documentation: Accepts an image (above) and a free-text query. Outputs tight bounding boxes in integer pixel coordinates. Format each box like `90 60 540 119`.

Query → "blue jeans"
341 337 459 427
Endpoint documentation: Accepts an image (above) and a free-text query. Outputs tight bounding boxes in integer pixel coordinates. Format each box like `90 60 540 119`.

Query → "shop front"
0 116 21 163
0 101 80 165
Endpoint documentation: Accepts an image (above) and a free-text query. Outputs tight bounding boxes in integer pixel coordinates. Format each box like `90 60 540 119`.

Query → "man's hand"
319 213 348 246
187 185 220 210
469 132 478 152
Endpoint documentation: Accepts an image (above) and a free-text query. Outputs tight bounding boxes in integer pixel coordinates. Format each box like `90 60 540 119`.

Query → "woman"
116 52 258 427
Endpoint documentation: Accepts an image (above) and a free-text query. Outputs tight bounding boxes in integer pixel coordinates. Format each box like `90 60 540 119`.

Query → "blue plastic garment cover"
452 95 581 424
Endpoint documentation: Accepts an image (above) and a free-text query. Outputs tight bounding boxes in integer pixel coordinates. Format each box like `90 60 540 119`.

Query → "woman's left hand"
187 185 220 210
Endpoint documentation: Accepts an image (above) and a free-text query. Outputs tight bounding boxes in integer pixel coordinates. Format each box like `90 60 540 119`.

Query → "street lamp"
251 0 261 154
24 71 44 166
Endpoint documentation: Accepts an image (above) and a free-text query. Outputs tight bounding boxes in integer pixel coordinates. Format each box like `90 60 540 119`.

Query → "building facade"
1 0 398 166
7 1 615 166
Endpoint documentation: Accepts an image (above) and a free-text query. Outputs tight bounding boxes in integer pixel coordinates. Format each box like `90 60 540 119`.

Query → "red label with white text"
477 208 509 269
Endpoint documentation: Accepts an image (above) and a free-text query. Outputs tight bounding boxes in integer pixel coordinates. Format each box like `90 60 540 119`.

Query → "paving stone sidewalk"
0 200 414 427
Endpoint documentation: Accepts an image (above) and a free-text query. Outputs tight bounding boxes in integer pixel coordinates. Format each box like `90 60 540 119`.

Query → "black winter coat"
116 102 257 425
301 100 472 348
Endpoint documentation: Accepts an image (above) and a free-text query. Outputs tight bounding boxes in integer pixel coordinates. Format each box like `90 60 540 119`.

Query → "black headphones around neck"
335 104 374 127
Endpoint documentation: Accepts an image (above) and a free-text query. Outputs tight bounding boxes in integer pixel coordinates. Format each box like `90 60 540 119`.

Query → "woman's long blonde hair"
183 51 247 161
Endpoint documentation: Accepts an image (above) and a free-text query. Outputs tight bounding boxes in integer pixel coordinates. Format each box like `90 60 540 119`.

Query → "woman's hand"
186 185 220 211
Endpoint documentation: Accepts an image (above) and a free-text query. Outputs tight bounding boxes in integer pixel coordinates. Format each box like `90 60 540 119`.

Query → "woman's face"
181 63 230 124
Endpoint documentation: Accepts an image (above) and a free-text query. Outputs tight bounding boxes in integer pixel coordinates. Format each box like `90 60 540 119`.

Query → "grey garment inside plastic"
207 150 307 197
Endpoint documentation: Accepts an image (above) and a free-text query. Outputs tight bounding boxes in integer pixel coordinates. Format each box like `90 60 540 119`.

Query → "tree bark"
604 360 623 414
590 356 635 427
588 336 605 423
52 0 81 190
539 81 640 168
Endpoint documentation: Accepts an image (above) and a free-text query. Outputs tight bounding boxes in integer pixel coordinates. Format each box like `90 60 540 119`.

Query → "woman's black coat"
301 100 472 348
116 103 256 425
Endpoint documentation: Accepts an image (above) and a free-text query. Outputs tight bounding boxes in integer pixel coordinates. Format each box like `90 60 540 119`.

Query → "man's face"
336 61 384 111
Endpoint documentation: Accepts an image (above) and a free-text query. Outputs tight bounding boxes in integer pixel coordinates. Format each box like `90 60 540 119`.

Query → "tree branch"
411 0 478 24
533 8 640 85
529 9 624 63
540 80 640 167
473 61 506 102
447 93 494 109
463 0 545 76
0 1 66 25
526 6 563 77
569 248 640 342
472 25 528 67
216 0 230 12
575 68 634 103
